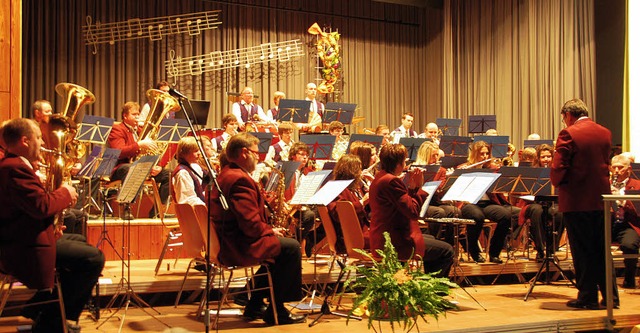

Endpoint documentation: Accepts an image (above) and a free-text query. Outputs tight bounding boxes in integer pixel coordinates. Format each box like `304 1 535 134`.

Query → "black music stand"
468 115 496 134
277 99 312 123
440 156 468 169
524 195 576 301
299 134 335 160
630 163 640 180
523 139 554 149
474 135 509 158
157 118 190 143
436 118 462 136
75 115 114 143
93 148 123 257
323 102 356 125
248 132 273 161
440 135 472 156
399 137 429 161
346 134 383 153
98 155 169 332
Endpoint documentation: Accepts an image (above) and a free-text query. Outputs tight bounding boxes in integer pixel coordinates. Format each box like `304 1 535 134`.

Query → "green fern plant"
343 232 458 332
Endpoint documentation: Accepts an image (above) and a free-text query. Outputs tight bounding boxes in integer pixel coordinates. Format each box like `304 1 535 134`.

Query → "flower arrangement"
343 232 458 332
308 23 342 94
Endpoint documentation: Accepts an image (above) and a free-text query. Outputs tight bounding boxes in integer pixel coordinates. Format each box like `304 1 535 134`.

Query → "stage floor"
1 258 640 333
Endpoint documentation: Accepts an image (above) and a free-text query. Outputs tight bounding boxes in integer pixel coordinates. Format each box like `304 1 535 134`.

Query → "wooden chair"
173 203 208 306
335 201 370 261
0 271 68 333
316 205 345 296
192 204 279 328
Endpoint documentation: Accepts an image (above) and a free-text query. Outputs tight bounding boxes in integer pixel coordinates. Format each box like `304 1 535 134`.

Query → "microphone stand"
174 95 228 333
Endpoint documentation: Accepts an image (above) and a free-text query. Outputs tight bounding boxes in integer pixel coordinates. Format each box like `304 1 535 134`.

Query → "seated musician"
329 121 348 160
519 143 564 261
171 137 207 206
414 141 460 242
265 122 294 165
0 118 105 333
298 83 323 133
284 141 318 257
267 91 286 121
232 87 269 131
518 147 537 166
369 143 453 278
375 124 392 147
418 122 440 145
327 154 370 254
458 141 517 264
609 153 640 289
212 113 239 153
107 101 171 217
139 81 171 127
209 132 305 325
350 141 379 192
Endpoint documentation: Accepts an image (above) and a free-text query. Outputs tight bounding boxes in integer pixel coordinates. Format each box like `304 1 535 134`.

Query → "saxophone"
263 161 295 236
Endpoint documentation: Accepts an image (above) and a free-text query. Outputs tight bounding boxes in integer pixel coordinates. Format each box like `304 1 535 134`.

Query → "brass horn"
307 23 327 36
55 82 96 121
138 89 181 156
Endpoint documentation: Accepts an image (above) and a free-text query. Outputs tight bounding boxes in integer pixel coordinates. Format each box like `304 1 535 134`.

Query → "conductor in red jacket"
369 143 453 278
551 98 618 309
210 132 305 325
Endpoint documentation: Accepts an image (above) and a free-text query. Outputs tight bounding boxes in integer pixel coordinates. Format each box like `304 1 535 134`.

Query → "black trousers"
612 221 640 281
250 237 302 306
526 204 564 255
564 211 618 303
423 234 454 278
460 201 513 258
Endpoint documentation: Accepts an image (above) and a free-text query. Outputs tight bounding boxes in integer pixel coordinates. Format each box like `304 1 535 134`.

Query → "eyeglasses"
246 147 260 156
296 152 309 157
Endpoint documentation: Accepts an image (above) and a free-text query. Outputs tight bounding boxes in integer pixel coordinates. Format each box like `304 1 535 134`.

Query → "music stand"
399 137 429 161
436 118 462 136
630 163 640 180
75 115 114 144
345 134 383 153
277 99 312 123
248 132 273 161
98 155 169 332
440 156 468 169
323 102 356 125
299 134 336 160
474 135 509 158
468 115 496 134
440 136 472 156
523 139 554 149
175 99 211 126
157 119 190 143
524 194 576 301
92 148 124 258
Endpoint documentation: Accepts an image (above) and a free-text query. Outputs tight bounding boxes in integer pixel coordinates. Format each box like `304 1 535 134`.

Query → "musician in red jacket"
0 118 104 333
210 132 305 325
551 98 618 309
369 144 453 278
609 154 640 289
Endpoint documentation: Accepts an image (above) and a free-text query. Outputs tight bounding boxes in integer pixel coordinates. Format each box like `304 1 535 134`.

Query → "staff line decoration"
83 10 222 54
165 39 305 78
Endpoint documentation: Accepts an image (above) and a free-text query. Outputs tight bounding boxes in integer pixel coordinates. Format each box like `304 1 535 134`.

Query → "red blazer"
0 154 73 289
107 122 141 169
551 118 611 212
621 178 640 236
209 163 281 266
369 170 427 260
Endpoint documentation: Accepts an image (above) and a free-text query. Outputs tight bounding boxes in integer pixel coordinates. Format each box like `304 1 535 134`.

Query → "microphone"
169 87 188 100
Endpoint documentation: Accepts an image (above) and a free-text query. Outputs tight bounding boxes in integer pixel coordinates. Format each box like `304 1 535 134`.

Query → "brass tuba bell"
138 89 181 155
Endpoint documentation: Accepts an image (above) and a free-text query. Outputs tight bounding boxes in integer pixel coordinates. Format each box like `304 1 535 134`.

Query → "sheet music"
308 180 353 206
419 181 442 218
441 172 500 204
117 155 159 204
290 170 332 205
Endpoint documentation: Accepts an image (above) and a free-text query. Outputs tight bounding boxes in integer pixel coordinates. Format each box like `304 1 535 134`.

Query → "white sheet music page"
419 180 442 218
308 180 353 206
289 170 332 205
441 172 500 204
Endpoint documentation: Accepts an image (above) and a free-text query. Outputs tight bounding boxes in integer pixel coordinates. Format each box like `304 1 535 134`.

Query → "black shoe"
233 293 249 306
622 279 636 289
471 254 485 263
20 290 55 320
243 303 267 321
566 299 600 310
263 306 306 325
600 299 620 309
489 256 503 264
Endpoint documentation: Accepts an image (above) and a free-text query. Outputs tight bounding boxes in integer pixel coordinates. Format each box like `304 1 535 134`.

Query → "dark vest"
237 102 260 122
171 164 206 203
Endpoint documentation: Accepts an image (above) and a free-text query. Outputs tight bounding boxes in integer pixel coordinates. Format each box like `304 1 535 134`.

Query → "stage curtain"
442 0 596 146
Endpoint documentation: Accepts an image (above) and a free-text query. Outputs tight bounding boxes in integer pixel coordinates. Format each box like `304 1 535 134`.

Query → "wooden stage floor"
2 257 640 333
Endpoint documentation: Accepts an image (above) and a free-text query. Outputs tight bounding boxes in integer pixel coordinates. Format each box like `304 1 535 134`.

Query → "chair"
335 201 369 261
173 203 208 306
316 206 345 296
0 271 68 333
191 204 279 328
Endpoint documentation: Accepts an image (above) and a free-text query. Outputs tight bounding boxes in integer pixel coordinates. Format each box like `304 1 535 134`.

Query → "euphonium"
138 89 181 156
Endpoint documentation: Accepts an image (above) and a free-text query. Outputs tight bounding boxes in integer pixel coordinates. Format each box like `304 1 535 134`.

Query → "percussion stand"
97 203 169 332
292 207 323 313
524 196 575 301
447 219 486 311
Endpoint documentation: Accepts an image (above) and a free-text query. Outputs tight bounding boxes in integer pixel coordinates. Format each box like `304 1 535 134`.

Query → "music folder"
419 180 442 218
441 172 500 204
308 179 354 206
289 170 333 205
323 102 357 124
277 99 312 123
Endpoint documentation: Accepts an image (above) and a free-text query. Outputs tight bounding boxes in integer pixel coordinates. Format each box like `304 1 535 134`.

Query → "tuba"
44 83 95 228
138 89 181 156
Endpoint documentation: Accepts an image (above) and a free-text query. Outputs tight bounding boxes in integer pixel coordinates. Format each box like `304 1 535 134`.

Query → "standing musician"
139 81 171 127
392 112 418 140
232 87 269 131
298 83 323 133
0 118 104 333
369 143 453 278
458 141 516 264
265 122 294 165
212 114 239 153
551 98 618 309
171 136 207 206
268 91 286 121
609 154 640 289
209 132 305 325
107 101 171 217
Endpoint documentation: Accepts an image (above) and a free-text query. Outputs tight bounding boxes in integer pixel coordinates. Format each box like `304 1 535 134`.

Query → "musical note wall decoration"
164 39 305 78
82 10 222 54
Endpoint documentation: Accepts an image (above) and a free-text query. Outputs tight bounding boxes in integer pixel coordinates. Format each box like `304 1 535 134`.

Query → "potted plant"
343 232 458 333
